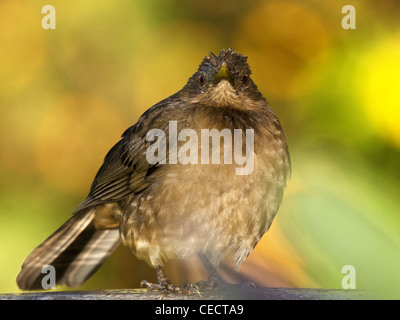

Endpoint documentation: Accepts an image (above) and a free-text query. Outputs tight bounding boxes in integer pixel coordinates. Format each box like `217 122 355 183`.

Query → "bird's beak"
212 62 234 85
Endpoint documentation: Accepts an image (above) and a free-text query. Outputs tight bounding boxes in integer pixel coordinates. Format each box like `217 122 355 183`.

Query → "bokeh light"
356 33 400 148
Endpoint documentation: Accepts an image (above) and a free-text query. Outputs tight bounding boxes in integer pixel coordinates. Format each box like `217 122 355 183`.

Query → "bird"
16 48 291 292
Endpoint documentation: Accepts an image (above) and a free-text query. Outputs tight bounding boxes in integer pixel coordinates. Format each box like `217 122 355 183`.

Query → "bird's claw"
141 279 201 296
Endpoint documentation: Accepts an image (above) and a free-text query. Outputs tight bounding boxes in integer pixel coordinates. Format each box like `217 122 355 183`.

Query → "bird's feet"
141 279 200 295
195 274 227 291
196 254 257 291
141 266 200 295
240 280 257 290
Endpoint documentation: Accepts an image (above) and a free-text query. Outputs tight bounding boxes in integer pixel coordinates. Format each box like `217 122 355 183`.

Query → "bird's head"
181 49 265 109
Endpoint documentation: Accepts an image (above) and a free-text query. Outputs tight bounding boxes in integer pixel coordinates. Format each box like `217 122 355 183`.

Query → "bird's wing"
74 96 184 213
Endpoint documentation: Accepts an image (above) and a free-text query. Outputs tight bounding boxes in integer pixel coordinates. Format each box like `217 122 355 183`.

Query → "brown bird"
16 49 291 292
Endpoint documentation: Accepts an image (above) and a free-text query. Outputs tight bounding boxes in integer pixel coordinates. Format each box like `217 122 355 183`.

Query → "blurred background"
1 0 400 298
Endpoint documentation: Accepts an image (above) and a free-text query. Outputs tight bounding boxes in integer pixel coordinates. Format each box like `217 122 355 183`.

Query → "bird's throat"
208 80 240 107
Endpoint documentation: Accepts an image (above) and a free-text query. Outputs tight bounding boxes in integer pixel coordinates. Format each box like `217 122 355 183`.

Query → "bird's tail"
16 208 120 290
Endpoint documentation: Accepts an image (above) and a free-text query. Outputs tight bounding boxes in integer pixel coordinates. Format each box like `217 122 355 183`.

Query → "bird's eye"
242 75 249 84
198 74 205 85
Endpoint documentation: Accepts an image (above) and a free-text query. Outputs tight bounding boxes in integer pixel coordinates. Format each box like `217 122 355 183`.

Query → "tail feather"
62 228 120 287
16 209 120 290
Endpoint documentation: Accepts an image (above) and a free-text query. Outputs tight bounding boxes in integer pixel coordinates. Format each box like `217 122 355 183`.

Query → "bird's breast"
120 118 290 268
